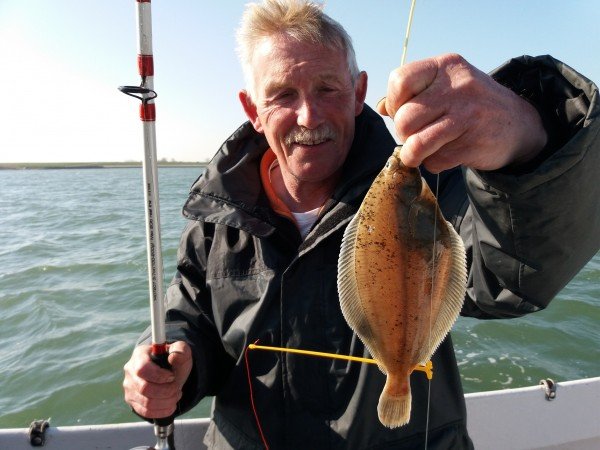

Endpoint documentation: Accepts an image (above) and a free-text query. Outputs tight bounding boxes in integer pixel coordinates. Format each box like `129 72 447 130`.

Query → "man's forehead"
254 34 342 65
252 35 349 85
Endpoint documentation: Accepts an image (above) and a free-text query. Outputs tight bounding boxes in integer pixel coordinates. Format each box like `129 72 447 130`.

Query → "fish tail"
377 375 411 428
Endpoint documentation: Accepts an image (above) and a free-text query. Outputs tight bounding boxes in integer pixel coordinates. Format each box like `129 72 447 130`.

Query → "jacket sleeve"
137 220 235 415
460 55 600 319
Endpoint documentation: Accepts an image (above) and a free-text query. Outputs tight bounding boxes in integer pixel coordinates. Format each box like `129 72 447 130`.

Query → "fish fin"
373 356 387 375
337 213 383 365
377 375 411 428
418 220 467 364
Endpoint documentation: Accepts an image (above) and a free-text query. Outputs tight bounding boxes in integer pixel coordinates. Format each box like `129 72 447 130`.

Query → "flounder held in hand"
337 146 467 428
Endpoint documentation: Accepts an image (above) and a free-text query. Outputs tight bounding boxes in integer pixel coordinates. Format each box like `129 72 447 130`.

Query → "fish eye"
384 157 397 170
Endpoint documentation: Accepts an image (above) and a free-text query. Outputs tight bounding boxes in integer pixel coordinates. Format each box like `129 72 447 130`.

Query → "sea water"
0 167 598 428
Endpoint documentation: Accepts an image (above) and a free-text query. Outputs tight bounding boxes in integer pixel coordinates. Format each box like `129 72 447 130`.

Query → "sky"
1 1 598 163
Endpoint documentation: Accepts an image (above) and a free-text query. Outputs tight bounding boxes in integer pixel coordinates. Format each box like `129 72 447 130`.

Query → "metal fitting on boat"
28 419 50 446
540 378 557 400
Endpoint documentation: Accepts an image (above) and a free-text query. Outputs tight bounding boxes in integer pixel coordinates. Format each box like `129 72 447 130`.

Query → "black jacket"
145 55 599 449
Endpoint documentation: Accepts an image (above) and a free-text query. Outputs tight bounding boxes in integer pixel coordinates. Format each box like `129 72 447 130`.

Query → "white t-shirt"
291 208 321 239
267 156 322 239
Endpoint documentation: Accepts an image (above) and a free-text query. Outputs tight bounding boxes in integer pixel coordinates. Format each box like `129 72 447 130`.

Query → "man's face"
240 34 367 185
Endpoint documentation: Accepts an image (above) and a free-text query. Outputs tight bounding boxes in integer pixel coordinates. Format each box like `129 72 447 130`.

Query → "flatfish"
337 146 467 428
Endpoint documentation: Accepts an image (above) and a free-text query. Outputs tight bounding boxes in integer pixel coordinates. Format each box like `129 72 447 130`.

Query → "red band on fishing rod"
138 55 154 77
140 103 156 121
151 343 168 355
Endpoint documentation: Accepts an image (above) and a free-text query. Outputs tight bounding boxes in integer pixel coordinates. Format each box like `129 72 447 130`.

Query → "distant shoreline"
0 161 208 170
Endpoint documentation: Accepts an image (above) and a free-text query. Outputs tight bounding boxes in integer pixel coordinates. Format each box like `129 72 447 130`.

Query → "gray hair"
236 0 360 97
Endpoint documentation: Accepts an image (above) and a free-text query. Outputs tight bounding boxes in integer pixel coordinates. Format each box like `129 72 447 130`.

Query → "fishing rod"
119 1 175 449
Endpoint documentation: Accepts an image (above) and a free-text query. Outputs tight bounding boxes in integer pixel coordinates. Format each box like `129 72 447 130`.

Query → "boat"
1 376 598 450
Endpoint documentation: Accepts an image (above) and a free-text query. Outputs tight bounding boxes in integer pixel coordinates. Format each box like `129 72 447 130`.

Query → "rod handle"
150 345 171 370
150 345 176 428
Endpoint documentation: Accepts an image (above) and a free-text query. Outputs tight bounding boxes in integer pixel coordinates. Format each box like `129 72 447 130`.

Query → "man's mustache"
284 125 337 146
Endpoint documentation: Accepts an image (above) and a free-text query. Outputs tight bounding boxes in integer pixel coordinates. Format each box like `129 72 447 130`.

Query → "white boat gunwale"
1 377 599 450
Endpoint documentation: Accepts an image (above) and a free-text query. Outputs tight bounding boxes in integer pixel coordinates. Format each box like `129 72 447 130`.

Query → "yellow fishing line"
248 343 433 380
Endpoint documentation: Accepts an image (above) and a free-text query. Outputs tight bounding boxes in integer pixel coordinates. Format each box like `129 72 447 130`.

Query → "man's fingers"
383 58 439 118
400 115 466 169
123 346 185 419
126 346 175 384
376 97 388 116
167 341 191 362
167 341 193 387
126 373 182 399
127 392 181 419
123 341 195 420
393 98 447 143
129 403 175 420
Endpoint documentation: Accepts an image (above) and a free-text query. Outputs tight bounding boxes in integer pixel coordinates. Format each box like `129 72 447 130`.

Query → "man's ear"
239 90 263 133
354 71 368 116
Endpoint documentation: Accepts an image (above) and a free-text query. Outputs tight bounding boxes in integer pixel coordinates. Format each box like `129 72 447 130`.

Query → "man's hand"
377 53 547 173
123 341 193 419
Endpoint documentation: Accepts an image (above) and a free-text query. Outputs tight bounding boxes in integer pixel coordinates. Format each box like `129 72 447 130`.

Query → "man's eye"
275 91 294 100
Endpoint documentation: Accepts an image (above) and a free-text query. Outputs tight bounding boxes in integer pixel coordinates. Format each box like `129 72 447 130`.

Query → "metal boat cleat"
539 378 557 401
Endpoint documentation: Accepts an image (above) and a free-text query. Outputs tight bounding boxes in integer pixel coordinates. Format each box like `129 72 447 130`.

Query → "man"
123 0 599 448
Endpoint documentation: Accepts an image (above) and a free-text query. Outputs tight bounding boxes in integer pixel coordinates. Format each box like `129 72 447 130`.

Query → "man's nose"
296 96 323 129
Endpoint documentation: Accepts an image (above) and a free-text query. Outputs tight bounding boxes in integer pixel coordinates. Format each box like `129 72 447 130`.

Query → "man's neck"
270 163 337 213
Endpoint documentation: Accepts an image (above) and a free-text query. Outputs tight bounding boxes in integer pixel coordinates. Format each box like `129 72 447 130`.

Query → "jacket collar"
182 105 397 237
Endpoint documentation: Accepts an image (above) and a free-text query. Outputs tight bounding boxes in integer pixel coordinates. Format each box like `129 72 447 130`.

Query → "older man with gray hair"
123 1 599 448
